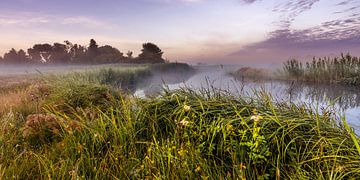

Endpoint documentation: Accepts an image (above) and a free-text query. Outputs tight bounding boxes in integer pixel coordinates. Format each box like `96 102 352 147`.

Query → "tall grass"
283 53 360 85
1 71 360 179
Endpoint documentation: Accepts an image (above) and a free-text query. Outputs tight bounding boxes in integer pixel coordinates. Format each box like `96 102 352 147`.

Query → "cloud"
230 16 360 61
226 0 360 62
272 0 320 28
62 16 104 26
239 0 258 4
0 15 50 26
0 13 110 28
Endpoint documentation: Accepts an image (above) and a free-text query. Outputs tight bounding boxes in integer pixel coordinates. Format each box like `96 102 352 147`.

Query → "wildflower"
195 166 201 172
250 115 263 122
226 124 234 132
183 104 191 112
240 163 246 170
177 118 191 127
178 149 187 157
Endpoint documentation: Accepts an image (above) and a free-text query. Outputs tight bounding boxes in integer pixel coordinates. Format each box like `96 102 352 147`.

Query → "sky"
0 0 359 64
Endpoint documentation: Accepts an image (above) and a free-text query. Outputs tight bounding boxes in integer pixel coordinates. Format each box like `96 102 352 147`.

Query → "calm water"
135 65 360 130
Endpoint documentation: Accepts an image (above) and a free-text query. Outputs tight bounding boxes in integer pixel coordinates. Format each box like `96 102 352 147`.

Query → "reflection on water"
135 65 360 130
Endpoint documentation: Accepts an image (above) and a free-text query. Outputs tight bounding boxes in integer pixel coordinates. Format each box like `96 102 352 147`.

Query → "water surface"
135 65 360 130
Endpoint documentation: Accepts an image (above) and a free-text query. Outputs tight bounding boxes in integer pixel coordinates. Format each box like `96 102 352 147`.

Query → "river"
135 65 360 131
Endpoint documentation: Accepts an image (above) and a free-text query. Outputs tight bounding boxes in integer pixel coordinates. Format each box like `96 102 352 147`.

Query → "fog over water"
1 64 359 131
136 65 360 131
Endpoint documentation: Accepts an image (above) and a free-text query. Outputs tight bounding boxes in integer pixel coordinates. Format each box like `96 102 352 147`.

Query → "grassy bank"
229 67 274 81
1 66 360 179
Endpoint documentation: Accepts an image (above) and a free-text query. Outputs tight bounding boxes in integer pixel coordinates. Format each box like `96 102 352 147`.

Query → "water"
135 65 360 130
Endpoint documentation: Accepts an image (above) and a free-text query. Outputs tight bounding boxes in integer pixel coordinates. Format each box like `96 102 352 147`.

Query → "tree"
2 49 30 64
28 44 53 63
126 51 133 59
136 42 165 63
96 45 125 64
49 43 71 64
64 41 87 64
87 39 99 63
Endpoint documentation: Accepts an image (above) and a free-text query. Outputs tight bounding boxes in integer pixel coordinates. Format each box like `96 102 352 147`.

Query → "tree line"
0 39 166 65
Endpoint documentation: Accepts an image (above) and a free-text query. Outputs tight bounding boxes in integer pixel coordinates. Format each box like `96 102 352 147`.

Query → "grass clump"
1 82 360 179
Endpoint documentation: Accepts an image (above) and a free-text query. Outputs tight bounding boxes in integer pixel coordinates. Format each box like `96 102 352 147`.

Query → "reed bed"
1 70 360 179
283 54 360 85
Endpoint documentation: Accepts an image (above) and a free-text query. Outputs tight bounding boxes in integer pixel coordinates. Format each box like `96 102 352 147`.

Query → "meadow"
1 63 360 179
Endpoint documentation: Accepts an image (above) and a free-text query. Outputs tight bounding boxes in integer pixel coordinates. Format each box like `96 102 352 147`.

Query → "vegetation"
0 39 166 65
1 66 360 179
134 42 166 64
283 54 360 85
229 67 273 81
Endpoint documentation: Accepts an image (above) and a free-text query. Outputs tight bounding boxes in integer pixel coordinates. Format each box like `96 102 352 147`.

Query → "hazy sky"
0 0 359 64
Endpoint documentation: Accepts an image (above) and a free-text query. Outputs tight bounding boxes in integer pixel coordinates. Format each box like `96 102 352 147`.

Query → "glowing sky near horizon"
0 0 359 64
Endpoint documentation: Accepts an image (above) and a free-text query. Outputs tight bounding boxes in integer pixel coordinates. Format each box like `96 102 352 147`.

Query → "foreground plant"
0 68 359 179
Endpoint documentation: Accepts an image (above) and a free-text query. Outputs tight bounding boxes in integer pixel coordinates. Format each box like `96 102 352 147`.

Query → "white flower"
177 118 191 127
250 115 263 122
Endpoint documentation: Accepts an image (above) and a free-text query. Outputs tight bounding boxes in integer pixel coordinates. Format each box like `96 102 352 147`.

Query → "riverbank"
1 64 360 179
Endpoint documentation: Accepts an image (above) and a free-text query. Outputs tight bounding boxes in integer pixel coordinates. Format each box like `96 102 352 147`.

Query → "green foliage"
47 82 117 112
283 54 360 85
1 70 360 179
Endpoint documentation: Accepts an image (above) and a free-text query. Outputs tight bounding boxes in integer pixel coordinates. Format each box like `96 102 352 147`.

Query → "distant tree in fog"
0 39 169 65
27 44 53 63
65 40 87 64
126 51 133 59
87 39 99 63
49 43 71 64
136 42 165 63
96 45 126 64
3 48 30 64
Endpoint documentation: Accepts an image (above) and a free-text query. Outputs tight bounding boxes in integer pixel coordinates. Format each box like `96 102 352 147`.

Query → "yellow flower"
240 163 246 170
178 149 187 157
195 166 201 172
226 124 234 132
183 104 191 112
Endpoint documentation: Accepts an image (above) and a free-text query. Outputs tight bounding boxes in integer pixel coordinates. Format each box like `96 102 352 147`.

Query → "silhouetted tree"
49 43 71 64
136 42 165 63
3 49 30 64
96 45 125 64
87 39 99 63
64 40 87 64
126 51 133 59
28 44 52 63
0 39 170 65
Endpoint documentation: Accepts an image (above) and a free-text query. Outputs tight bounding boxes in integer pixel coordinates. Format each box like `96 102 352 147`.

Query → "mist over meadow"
1 0 360 179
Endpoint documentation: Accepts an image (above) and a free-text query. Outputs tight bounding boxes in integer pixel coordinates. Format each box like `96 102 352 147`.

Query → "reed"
283 53 360 85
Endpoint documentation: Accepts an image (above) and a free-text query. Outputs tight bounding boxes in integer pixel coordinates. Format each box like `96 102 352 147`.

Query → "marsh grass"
283 54 360 85
1 80 360 179
0 65 359 179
